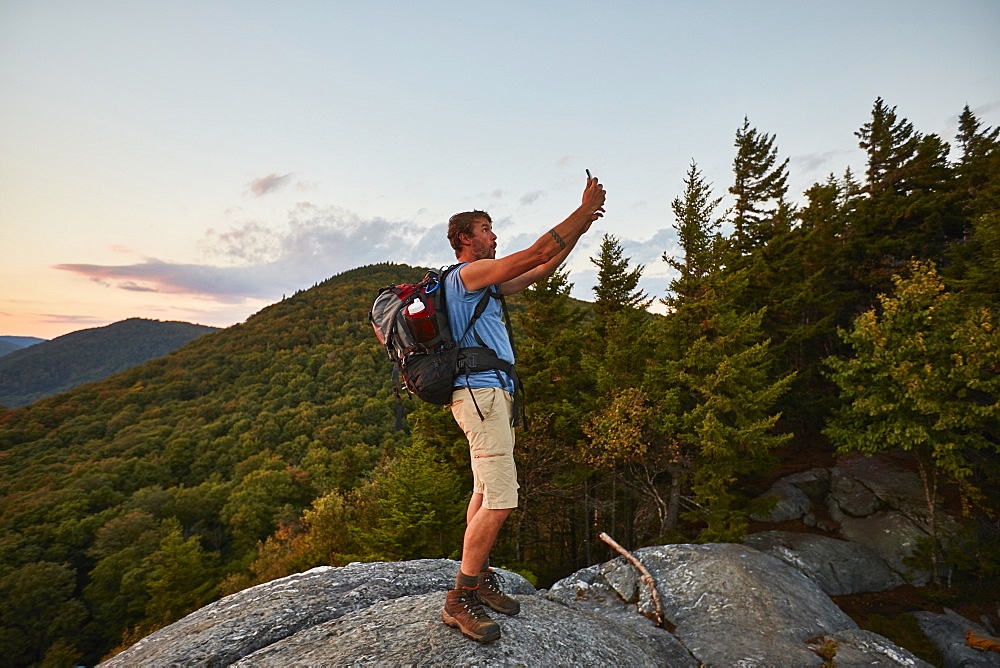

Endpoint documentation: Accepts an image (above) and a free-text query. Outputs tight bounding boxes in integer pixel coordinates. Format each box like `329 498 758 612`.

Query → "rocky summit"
103 544 934 667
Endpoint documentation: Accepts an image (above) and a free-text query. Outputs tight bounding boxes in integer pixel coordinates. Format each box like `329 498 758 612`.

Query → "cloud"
791 150 852 176
519 190 545 206
55 205 454 305
37 313 108 326
248 173 294 196
55 202 686 310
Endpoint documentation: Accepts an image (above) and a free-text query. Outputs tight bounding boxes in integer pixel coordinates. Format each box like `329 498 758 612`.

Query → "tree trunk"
916 459 941 586
666 469 684 533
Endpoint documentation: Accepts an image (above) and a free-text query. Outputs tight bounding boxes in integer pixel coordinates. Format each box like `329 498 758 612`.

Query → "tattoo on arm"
549 229 566 250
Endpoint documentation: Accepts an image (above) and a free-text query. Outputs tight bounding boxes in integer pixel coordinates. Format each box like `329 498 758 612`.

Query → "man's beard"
472 239 496 259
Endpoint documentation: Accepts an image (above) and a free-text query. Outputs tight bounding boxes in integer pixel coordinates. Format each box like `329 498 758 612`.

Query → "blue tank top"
445 263 515 393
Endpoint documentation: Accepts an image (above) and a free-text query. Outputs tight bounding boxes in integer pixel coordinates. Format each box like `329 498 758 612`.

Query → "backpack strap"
455 285 526 428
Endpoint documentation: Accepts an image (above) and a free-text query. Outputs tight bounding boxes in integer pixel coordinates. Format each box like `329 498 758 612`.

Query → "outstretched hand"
582 173 607 225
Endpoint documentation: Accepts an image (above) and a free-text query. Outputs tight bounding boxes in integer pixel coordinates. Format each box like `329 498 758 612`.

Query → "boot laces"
460 589 491 619
482 569 506 592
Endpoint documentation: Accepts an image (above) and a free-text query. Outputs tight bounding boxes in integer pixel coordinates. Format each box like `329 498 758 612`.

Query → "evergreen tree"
587 234 652 397
588 165 793 542
509 267 599 576
668 161 724 301
856 97 922 196
729 118 792 259
947 106 1000 305
850 98 959 295
756 170 865 431
583 236 654 549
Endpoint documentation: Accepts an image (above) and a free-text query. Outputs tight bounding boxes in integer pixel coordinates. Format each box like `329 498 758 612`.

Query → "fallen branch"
598 532 665 628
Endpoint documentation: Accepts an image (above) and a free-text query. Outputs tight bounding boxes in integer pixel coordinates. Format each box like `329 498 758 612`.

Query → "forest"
0 98 997 666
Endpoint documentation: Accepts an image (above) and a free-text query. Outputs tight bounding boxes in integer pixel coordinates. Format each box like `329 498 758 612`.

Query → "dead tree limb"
598 531 665 628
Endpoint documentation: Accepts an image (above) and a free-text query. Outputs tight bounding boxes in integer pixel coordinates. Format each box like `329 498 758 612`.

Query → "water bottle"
404 298 440 348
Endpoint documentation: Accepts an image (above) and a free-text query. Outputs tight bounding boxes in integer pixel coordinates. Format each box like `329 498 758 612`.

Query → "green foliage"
668 161 724 293
0 263 423 663
0 561 87 666
825 261 1000 508
855 614 942 666
729 117 792 258
368 439 467 560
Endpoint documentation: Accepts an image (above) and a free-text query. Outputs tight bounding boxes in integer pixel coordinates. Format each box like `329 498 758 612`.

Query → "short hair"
447 210 492 258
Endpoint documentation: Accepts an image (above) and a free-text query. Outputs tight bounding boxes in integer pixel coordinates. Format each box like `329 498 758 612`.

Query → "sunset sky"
2 0 998 339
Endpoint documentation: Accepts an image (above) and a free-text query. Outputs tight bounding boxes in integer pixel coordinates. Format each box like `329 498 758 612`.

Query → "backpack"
370 265 523 427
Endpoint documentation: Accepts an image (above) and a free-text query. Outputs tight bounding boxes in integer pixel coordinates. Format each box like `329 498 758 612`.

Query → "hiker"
441 173 607 642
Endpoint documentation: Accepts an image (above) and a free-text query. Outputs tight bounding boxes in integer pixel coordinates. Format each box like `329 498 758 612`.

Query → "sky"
2 1 998 339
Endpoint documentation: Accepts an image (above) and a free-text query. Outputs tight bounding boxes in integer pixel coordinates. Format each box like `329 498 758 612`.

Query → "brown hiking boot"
442 588 501 643
477 568 520 616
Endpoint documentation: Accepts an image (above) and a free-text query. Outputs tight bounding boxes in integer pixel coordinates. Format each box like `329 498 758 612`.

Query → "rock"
821 629 933 667
832 454 931 529
752 481 814 522
103 547 924 667
829 466 882 517
781 467 832 498
235 593 699 667
744 530 904 595
751 467 831 524
912 608 1000 668
622 543 860 666
600 557 639 603
101 559 533 667
839 511 932 585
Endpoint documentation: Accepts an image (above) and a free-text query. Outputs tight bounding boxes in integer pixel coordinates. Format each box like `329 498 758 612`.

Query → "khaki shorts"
450 387 518 510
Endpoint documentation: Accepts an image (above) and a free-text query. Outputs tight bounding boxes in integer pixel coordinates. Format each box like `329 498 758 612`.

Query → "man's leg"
443 388 518 642
460 502 511 577
462 499 522 616
443 502 510 644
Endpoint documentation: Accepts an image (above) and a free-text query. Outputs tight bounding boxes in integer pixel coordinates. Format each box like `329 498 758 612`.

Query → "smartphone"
586 169 592 179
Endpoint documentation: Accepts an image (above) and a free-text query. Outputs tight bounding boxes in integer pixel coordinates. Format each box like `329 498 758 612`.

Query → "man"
441 174 606 642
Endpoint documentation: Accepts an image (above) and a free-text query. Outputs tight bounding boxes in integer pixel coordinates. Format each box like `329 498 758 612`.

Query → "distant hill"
0 318 219 407
0 336 46 358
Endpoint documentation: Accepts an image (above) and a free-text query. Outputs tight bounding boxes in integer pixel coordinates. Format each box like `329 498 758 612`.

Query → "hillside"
0 263 425 665
0 336 46 358
0 318 219 407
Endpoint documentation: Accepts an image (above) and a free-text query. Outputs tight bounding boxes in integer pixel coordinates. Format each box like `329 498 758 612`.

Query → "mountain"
0 263 424 665
0 336 46 358
0 318 220 407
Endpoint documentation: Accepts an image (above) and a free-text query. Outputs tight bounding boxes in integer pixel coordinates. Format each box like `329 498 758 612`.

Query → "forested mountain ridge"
0 263 425 665
0 318 220 408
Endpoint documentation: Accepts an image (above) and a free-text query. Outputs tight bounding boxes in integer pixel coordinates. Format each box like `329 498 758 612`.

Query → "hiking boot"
442 588 501 643
477 568 520 616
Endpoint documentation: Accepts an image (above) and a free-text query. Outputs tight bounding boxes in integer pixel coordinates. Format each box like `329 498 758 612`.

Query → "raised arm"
460 175 606 294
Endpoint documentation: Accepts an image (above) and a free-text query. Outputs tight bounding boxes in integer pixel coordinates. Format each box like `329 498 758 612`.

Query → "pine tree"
584 236 654 548
850 98 959 295
668 161 724 301
587 164 793 542
587 234 652 398
729 118 792 259
509 267 595 576
946 106 1000 305
856 97 922 196
757 170 865 431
